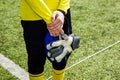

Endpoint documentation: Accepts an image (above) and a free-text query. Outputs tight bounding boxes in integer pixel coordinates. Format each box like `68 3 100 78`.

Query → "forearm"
25 0 52 24
57 0 70 14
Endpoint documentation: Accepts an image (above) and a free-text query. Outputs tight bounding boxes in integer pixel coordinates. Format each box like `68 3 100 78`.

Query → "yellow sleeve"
57 0 70 14
25 0 52 24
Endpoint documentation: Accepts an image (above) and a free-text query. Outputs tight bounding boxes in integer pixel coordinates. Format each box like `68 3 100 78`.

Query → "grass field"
0 0 120 80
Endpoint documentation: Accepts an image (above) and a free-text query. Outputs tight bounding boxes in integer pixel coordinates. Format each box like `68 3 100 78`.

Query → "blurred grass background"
0 0 120 80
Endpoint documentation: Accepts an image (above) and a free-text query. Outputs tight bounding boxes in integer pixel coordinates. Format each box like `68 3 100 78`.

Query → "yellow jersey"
20 0 70 24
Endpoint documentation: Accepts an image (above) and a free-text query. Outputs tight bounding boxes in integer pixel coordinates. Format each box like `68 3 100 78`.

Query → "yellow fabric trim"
52 69 65 80
29 72 44 80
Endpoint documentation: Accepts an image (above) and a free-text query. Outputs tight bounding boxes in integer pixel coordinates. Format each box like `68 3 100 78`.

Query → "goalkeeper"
20 0 78 80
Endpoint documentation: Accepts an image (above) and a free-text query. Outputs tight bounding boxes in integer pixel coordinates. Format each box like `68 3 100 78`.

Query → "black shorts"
21 9 72 74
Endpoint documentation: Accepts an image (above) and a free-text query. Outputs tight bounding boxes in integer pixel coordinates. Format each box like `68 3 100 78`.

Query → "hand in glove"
46 34 80 63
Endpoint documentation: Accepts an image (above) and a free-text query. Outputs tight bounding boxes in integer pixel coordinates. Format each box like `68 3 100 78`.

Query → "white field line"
46 40 120 80
0 40 119 80
0 54 29 80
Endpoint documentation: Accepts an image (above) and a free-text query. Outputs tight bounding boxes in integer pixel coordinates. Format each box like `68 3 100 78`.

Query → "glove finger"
50 58 54 61
47 40 63 50
49 45 64 58
47 52 51 57
55 49 67 62
71 36 80 50
46 43 53 50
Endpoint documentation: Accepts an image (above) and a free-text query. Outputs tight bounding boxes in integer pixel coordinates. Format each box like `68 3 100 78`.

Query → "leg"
21 20 47 80
52 9 72 80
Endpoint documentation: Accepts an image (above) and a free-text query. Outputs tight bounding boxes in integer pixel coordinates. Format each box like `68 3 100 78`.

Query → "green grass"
0 0 120 80
0 66 18 80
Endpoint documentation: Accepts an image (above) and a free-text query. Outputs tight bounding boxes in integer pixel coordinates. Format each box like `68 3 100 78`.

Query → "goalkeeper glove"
46 34 80 63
